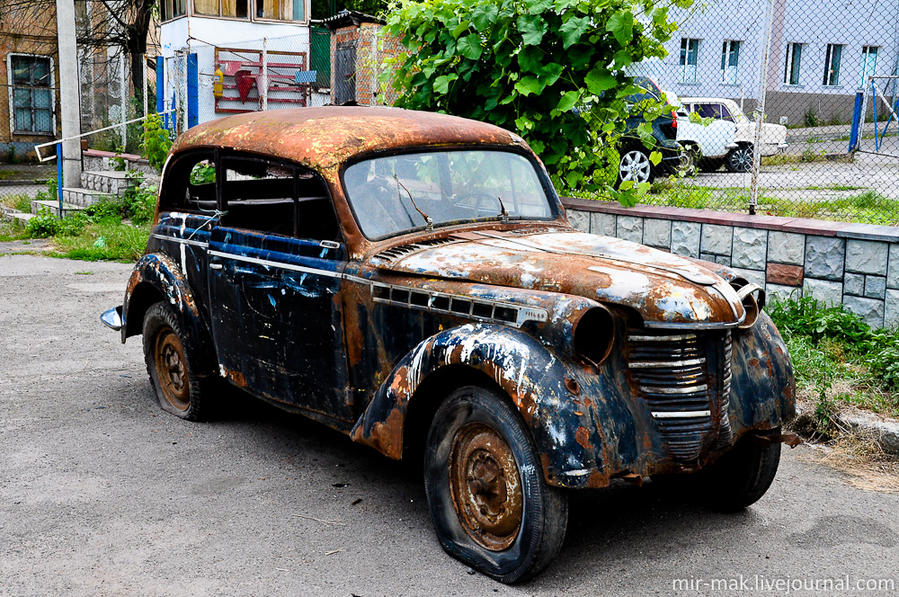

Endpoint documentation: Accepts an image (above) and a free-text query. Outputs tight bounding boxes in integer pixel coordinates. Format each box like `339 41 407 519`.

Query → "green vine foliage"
386 0 690 203
141 113 174 173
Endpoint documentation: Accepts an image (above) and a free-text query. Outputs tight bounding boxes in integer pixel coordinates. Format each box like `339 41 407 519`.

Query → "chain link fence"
623 0 899 226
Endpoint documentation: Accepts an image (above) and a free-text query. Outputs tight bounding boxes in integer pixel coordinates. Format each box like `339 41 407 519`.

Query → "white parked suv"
679 97 788 172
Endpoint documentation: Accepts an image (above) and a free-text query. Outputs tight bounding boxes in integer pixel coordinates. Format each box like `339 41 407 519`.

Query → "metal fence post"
750 0 776 216
261 38 269 111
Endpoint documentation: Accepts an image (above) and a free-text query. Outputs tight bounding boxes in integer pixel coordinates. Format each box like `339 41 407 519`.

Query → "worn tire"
142 301 210 421
424 386 568 583
725 145 753 173
701 432 782 512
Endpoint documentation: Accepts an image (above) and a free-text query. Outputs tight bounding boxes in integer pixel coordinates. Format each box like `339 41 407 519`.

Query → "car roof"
171 106 525 170
680 97 738 106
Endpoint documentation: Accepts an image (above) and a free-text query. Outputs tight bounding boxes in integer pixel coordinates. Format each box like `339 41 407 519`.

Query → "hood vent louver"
373 237 459 262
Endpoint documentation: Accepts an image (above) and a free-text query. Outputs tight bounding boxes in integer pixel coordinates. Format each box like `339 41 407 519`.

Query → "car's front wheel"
618 148 653 184
142 301 209 421
725 144 753 172
701 431 782 512
424 386 568 583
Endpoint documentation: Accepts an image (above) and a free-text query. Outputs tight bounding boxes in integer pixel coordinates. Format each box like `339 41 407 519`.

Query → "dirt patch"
798 435 899 493
0 239 51 255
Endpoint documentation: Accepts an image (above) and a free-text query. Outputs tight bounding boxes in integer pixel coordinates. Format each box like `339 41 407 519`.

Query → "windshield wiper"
394 175 434 231
496 195 509 223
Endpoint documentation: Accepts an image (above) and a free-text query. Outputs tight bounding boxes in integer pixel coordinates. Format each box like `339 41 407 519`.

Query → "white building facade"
636 0 899 124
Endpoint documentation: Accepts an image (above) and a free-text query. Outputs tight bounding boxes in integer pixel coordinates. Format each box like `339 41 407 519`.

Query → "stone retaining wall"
562 198 899 329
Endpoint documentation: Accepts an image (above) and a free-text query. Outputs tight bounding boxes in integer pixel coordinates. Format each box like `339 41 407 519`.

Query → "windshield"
343 150 555 239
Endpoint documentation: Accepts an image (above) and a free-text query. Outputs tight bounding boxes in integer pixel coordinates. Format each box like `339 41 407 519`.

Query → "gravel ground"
1 251 897 596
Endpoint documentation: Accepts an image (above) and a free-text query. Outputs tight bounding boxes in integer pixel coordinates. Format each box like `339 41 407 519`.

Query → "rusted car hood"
373 230 745 326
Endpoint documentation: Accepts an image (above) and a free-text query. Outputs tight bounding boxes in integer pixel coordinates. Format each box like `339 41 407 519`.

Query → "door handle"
209 262 224 270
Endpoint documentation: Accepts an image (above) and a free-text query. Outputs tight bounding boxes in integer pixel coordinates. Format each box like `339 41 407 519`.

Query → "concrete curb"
792 401 899 456
839 410 899 455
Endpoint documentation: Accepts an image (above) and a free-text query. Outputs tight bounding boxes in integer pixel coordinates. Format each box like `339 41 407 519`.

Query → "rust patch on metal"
575 426 593 451
564 377 581 396
223 367 247 388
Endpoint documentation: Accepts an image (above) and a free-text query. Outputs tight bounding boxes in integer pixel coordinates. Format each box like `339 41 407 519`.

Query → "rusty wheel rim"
154 328 190 412
449 423 523 551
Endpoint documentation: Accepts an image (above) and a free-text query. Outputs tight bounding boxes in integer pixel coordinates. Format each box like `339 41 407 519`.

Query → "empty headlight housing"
730 279 766 329
572 305 616 366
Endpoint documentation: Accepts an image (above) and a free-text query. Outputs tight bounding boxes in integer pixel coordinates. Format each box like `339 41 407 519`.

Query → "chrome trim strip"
651 410 711 419
628 333 697 342
639 384 709 395
628 357 706 369
152 234 209 248
642 319 744 330
206 250 548 327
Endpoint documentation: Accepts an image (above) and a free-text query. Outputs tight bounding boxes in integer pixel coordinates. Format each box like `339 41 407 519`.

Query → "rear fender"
350 323 601 487
122 253 212 374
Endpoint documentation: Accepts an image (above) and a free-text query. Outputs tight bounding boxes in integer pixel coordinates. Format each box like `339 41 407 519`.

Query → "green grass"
575 181 899 226
0 218 29 241
50 215 150 262
0 193 34 213
768 296 899 426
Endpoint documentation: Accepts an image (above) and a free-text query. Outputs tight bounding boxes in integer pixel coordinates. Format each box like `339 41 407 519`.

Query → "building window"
680 38 700 83
860 45 879 87
161 0 186 21
823 43 843 86
783 42 802 85
721 40 741 84
9 54 54 135
174 0 304 21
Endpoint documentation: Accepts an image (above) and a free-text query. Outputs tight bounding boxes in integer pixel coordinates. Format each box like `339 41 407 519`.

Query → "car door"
206 155 353 424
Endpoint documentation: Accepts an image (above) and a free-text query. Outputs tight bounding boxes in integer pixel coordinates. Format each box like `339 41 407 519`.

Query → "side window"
159 151 218 213
719 104 734 122
696 103 723 120
220 155 339 241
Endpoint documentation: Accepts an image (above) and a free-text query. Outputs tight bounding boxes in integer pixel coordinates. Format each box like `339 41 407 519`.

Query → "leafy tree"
386 0 691 201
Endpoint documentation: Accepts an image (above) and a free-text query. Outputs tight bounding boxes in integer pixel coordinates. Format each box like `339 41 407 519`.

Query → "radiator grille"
626 330 731 462
373 237 458 261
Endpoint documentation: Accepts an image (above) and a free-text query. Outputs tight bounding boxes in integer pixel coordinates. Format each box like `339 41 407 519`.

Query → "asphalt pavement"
1 252 897 596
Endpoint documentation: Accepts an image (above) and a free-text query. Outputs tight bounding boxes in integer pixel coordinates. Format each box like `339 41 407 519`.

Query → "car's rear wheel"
678 144 701 178
142 301 209 421
701 431 782 512
725 144 753 172
618 148 653 184
424 386 568 583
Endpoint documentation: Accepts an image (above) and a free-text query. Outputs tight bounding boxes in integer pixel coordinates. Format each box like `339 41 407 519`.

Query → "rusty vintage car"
101 107 795 583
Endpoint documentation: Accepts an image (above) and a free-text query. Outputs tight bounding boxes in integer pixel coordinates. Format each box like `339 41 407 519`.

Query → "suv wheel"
618 149 653 184
424 386 568 583
142 301 209 421
725 145 753 173
701 431 782 512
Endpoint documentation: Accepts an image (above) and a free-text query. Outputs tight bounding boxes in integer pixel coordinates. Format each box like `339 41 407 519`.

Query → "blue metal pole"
156 56 165 127
873 80 881 151
848 91 863 152
55 142 63 218
187 53 198 128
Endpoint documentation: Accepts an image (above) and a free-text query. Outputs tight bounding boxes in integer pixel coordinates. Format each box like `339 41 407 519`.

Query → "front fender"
350 323 602 487
729 311 796 434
